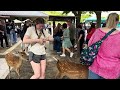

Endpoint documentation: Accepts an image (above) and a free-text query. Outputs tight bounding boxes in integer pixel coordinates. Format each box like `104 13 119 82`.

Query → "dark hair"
77 24 82 29
102 23 106 27
62 23 67 29
8 19 11 22
34 17 45 38
12 21 14 23
66 20 72 23
90 23 96 28
34 17 45 25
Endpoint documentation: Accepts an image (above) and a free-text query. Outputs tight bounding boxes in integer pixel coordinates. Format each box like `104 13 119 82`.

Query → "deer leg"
8 66 11 79
56 71 64 79
16 68 20 79
55 71 60 79
59 73 64 79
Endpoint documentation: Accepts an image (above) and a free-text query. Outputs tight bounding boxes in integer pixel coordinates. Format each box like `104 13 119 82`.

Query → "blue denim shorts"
29 52 46 63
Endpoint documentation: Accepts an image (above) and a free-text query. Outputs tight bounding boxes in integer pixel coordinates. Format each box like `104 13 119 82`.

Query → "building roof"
0 15 10 18
0 11 49 17
48 15 76 21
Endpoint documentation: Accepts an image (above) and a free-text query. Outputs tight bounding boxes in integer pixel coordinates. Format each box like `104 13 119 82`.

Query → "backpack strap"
101 28 116 41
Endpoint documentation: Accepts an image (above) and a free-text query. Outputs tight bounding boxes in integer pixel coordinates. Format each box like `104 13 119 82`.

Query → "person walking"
60 23 74 58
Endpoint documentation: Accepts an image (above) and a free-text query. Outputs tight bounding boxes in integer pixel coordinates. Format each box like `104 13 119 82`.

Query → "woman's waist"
29 45 46 55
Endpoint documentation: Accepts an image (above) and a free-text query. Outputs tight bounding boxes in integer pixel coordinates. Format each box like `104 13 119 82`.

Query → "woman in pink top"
88 13 120 79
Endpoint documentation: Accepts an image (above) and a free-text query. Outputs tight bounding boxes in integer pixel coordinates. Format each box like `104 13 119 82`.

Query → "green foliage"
43 11 66 16
63 11 92 22
81 14 92 22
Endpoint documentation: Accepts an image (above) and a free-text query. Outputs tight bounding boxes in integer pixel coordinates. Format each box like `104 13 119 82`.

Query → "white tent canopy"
14 19 22 23
0 11 49 17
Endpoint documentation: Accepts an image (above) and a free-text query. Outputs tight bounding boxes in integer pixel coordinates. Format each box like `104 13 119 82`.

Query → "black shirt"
6 23 12 34
0 25 5 35
78 29 85 43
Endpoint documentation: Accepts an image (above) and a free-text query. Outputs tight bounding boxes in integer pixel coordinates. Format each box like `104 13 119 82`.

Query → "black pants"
79 41 84 54
0 35 4 47
0 34 9 47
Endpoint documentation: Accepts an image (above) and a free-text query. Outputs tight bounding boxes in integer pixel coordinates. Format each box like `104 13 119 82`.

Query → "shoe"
57 52 61 54
70 52 74 58
6 45 9 48
60 54 66 57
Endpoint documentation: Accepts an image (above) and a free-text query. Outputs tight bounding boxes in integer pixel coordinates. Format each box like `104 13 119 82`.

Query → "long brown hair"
34 17 45 38
53 23 61 35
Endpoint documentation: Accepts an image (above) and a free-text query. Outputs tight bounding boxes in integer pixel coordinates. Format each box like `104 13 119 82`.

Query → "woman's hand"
36 38 45 44
45 37 49 41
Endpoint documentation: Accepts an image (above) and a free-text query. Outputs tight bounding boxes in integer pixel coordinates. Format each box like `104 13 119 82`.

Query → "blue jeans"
10 30 17 44
53 36 62 52
88 70 104 79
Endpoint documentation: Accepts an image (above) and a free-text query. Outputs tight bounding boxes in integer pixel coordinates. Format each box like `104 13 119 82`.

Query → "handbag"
80 28 116 66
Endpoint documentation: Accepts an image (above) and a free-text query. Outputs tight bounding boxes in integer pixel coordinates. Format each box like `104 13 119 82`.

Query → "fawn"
5 50 28 79
53 57 88 79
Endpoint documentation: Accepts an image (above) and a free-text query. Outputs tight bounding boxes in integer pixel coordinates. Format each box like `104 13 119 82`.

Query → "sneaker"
70 52 74 58
57 52 61 54
60 54 66 57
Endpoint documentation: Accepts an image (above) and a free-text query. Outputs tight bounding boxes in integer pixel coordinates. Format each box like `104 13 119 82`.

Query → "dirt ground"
0 47 8 53
5 45 80 79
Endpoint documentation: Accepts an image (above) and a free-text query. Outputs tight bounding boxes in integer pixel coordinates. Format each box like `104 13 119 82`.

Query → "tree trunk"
77 11 82 56
95 11 101 28
76 14 81 28
72 11 82 28
72 11 82 56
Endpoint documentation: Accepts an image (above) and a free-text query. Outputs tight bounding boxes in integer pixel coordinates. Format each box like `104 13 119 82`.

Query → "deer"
5 50 28 79
52 57 88 79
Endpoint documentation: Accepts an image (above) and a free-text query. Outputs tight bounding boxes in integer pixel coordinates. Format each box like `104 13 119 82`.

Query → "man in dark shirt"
0 24 4 47
0 20 9 48
77 24 85 54
20 21 29 41
6 20 13 46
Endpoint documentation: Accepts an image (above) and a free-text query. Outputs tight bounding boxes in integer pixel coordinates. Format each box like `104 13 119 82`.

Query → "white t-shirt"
25 26 50 55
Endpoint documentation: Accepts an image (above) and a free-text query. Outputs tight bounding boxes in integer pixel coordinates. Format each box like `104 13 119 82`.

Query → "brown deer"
53 57 88 79
5 50 28 79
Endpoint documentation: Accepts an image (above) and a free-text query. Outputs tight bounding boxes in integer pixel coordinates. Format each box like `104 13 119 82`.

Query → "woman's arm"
45 35 54 42
78 34 83 42
23 27 44 44
23 35 44 44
